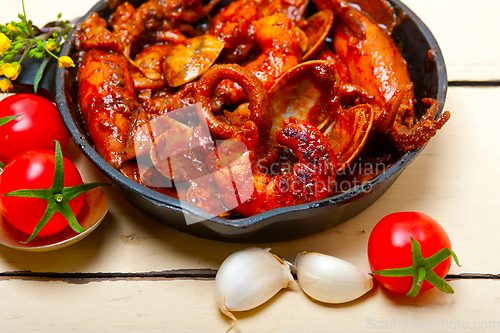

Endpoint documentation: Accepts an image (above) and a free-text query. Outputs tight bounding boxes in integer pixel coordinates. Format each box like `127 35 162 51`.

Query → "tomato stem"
54 194 64 203
2 140 109 243
373 237 460 297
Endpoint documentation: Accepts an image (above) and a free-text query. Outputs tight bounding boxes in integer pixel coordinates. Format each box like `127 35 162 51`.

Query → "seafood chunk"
215 13 304 106
209 0 260 63
162 34 225 87
333 7 450 150
214 118 337 216
131 44 172 91
195 64 272 145
74 13 123 53
301 9 334 61
78 49 139 168
268 60 340 145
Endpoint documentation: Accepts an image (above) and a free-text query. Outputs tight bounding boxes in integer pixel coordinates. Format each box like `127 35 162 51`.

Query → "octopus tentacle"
194 64 272 146
389 99 451 151
374 85 411 134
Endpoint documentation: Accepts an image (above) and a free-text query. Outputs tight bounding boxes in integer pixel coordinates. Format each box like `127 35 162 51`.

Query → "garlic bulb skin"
215 248 295 329
295 252 373 304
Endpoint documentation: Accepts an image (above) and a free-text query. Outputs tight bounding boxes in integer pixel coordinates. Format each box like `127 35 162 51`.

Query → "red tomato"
0 94 70 165
367 212 453 295
0 149 84 237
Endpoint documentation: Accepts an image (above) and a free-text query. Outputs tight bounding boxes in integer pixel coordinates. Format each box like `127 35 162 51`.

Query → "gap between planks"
0 270 498 284
0 269 217 284
449 81 500 87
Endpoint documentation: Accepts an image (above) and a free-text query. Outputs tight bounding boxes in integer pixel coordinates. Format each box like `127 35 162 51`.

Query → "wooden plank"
0 87 499 275
0 2 498 332
0 278 499 332
402 0 500 82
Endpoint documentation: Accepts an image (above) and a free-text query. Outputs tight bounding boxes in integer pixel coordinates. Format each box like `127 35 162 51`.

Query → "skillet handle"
11 56 58 102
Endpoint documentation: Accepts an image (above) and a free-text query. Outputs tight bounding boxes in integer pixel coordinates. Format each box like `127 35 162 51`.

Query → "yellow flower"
58 56 75 68
2 62 21 80
6 24 16 32
46 40 56 51
0 33 10 54
0 78 13 93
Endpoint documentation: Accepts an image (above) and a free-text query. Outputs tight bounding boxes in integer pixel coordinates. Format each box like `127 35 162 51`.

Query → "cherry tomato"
0 149 84 237
367 212 455 295
0 94 70 165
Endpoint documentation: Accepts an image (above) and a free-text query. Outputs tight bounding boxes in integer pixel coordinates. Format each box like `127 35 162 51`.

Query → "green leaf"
0 114 22 127
425 270 454 294
62 182 110 201
2 188 51 199
21 203 58 243
52 140 64 193
410 237 425 266
34 56 50 94
373 266 415 277
0 114 21 167
406 266 426 297
450 250 461 267
423 248 456 270
57 201 86 234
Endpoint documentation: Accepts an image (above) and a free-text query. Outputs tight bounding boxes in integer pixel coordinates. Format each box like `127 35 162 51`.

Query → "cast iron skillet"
16 0 447 242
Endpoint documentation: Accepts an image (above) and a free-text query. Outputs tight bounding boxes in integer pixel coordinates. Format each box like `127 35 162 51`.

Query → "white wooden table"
1 1 500 332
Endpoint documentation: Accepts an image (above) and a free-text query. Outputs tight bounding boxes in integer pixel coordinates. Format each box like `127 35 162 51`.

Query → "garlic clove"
295 251 373 304
215 247 296 331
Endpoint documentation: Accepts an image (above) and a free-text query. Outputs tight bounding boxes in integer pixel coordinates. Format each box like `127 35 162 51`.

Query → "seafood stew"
55 0 448 241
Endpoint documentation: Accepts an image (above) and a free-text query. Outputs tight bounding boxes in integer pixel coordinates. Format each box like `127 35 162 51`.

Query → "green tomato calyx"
2 140 109 243
372 237 460 297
